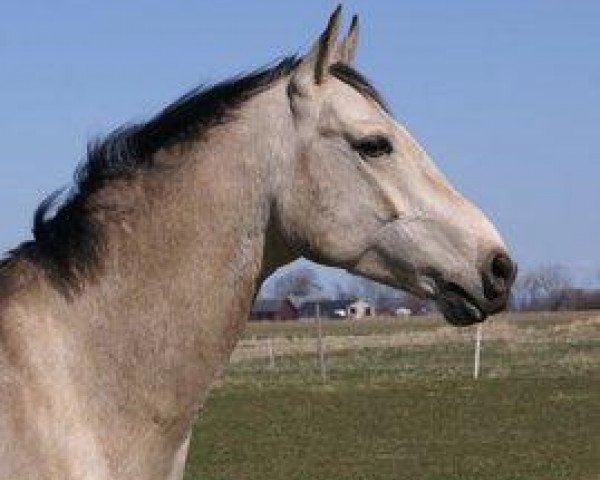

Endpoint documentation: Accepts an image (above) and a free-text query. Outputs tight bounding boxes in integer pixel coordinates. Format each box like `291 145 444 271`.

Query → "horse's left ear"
292 5 342 91
337 15 359 64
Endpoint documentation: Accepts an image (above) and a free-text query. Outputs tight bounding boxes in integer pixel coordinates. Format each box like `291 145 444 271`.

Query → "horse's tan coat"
0 9 512 479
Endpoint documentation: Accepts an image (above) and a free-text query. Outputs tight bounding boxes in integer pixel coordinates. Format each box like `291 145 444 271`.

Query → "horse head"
274 7 516 325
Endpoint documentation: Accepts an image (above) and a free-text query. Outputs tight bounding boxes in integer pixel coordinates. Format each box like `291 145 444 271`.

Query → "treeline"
510 264 600 311
261 262 600 315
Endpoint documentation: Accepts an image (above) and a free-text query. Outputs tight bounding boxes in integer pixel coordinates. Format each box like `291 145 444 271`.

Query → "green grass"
184 313 600 480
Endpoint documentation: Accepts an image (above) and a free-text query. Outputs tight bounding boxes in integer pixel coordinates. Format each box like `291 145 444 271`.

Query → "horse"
0 7 515 479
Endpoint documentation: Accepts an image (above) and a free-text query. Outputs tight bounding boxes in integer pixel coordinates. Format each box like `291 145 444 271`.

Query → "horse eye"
353 135 393 159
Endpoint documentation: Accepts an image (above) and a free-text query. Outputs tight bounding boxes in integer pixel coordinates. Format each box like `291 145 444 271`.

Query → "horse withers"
0 7 515 479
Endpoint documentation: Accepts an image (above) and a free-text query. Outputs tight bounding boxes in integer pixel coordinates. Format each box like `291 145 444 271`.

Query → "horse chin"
435 283 487 327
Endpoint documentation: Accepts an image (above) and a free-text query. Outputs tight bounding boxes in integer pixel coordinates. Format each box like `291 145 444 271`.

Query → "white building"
346 300 373 319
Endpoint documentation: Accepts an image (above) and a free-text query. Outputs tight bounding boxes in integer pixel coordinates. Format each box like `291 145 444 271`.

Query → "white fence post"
316 304 327 382
267 336 275 370
474 323 483 380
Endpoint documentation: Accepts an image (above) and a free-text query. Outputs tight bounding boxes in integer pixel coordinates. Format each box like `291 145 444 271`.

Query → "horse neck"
84 81 294 389
15 80 296 475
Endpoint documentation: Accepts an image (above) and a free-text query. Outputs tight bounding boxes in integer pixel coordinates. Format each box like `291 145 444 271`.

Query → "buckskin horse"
0 7 515 479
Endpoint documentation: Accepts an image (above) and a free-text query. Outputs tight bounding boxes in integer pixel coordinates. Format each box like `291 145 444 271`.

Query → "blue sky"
1 1 599 282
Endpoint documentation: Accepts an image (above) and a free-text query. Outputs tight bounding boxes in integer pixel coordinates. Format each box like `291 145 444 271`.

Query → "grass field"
184 312 600 480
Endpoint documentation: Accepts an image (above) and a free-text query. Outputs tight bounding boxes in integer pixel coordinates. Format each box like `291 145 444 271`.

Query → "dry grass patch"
234 311 599 362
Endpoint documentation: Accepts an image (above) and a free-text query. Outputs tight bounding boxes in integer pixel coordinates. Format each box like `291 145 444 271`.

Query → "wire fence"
224 312 599 384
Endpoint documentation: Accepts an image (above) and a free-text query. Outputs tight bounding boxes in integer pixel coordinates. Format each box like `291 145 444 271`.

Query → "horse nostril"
483 252 515 302
491 253 515 284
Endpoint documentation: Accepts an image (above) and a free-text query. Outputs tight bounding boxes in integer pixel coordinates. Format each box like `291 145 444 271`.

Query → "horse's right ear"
291 5 342 93
337 15 359 65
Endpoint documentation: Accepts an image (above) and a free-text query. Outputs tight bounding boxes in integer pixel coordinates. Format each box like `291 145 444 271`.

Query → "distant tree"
516 264 572 311
333 281 360 302
509 273 528 311
272 267 323 300
350 275 402 303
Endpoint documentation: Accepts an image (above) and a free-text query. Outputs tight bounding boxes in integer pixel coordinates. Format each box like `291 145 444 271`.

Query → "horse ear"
292 5 342 90
337 15 359 64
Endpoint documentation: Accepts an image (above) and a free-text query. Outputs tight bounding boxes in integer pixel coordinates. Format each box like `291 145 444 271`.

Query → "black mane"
329 62 390 113
82 55 301 194
3 56 387 294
